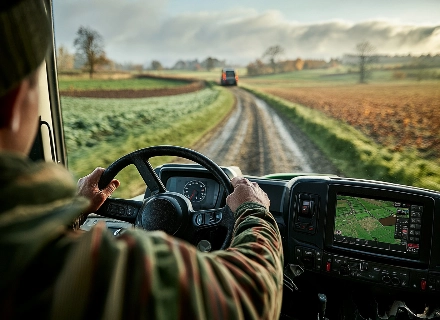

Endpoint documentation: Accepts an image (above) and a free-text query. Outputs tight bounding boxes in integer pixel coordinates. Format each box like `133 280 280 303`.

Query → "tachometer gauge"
183 180 206 203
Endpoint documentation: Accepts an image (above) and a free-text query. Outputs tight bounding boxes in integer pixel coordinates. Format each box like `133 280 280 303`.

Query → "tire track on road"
188 87 340 177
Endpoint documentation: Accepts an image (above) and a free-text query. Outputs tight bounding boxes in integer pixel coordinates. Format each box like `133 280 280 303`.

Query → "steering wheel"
95 145 235 250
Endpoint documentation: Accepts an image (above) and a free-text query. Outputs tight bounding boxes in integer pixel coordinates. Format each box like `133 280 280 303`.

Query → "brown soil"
263 84 440 158
60 80 205 98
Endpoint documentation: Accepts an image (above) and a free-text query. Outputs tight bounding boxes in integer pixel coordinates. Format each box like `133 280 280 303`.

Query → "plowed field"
60 80 204 98
263 84 440 159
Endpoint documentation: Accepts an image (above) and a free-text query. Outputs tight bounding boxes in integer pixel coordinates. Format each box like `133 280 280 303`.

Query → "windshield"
52 1 440 199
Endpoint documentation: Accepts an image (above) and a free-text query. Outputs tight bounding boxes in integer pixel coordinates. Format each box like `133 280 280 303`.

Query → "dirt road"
190 87 340 177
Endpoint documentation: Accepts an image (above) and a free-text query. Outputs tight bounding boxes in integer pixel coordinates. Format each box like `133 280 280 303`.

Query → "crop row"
58 77 188 92
62 88 219 154
61 86 234 198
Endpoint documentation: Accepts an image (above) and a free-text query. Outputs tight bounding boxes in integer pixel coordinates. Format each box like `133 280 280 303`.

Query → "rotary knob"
197 240 212 252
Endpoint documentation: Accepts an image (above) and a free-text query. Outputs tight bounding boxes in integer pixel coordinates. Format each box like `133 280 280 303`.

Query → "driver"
0 1 283 319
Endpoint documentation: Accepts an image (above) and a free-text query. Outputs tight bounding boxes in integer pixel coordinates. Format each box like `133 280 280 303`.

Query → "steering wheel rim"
96 145 235 250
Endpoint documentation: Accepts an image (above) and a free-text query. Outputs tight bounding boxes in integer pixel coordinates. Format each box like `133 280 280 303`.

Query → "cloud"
53 0 167 54
53 3 440 66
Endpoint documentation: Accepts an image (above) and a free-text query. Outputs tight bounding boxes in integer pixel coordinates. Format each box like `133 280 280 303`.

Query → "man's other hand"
226 177 270 213
77 167 120 214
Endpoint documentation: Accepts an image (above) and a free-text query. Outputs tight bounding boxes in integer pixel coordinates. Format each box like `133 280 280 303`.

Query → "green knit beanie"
0 0 51 97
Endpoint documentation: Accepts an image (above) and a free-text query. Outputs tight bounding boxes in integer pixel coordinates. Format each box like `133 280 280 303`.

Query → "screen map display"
333 194 422 255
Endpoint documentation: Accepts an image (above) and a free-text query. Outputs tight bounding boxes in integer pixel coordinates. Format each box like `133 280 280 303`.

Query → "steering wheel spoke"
131 156 166 194
95 198 142 223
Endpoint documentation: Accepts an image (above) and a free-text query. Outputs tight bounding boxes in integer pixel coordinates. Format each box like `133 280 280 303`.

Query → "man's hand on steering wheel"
77 167 120 214
226 177 270 213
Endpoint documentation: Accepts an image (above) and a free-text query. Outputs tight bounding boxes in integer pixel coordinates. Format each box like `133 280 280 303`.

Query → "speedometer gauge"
183 180 206 203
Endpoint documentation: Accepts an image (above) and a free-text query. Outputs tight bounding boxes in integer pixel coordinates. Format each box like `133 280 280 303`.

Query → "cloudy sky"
53 0 440 67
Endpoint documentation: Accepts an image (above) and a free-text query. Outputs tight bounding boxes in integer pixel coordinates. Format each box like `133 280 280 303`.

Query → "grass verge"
242 85 440 192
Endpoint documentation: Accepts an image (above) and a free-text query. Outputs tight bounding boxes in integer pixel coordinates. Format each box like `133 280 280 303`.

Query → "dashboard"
147 164 440 290
156 164 440 318
85 163 440 318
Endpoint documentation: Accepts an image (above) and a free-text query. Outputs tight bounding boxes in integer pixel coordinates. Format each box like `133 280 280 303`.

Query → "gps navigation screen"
333 194 422 255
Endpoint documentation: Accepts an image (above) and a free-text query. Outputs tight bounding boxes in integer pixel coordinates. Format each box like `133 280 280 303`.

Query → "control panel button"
382 275 391 284
326 261 331 272
302 249 315 268
294 247 302 263
359 262 369 271
301 201 312 216
295 194 319 234
195 214 203 225
391 277 401 286
421 279 427 291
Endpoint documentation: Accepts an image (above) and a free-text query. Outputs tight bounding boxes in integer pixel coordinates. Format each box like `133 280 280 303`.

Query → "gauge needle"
190 190 196 200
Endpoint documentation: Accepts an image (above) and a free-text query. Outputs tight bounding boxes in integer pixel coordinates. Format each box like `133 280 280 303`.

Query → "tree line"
57 26 230 77
59 26 436 84
246 43 376 84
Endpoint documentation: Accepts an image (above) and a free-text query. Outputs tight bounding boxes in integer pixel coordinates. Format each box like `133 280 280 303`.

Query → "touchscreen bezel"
325 184 433 265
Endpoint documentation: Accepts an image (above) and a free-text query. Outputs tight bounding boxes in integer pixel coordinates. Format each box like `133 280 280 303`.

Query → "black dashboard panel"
283 176 440 296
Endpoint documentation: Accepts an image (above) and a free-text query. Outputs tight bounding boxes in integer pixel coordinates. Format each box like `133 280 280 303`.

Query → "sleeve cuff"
234 202 267 218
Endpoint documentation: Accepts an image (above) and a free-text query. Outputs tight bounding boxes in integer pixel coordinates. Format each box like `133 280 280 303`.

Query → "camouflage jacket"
0 152 283 320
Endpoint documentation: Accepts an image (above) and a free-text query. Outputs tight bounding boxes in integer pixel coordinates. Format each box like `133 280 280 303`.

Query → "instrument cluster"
165 176 221 210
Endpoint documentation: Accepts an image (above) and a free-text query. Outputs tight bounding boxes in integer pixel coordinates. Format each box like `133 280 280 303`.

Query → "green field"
58 77 188 91
240 67 440 87
61 84 234 198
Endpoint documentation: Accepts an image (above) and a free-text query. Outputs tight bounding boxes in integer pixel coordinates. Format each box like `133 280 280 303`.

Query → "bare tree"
206 57 215 71
263 45 285 73
356 41 376 83
56 45 74 71
247 59 271 76
74 26 107 78
151 60 163 70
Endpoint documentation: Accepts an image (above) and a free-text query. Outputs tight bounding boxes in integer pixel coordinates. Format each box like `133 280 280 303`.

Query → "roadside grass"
58 77 188 91
61 83 234 198
242 85 440 192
